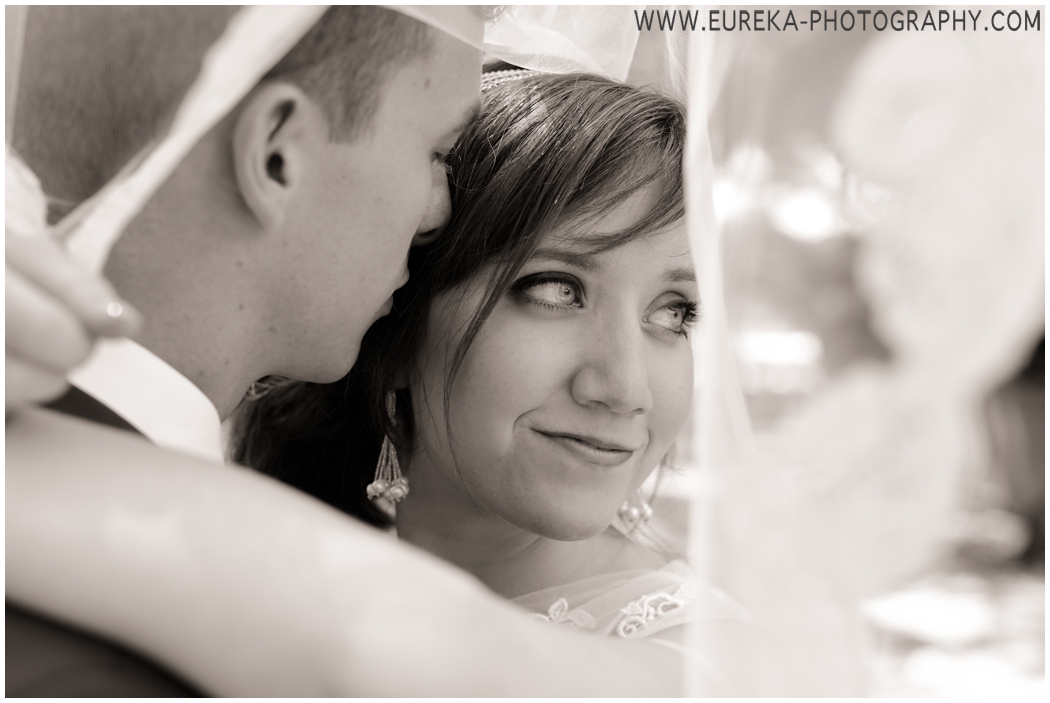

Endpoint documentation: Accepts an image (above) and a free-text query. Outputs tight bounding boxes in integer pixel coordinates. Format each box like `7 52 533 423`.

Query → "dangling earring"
366 391 409 510
615 491 654 534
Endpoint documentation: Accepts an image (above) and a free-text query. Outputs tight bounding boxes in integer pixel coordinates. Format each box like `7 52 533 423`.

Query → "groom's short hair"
266 6 432 141
12 6 430 217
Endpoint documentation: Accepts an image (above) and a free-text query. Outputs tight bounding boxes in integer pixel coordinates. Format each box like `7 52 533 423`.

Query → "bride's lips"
533 429 639 467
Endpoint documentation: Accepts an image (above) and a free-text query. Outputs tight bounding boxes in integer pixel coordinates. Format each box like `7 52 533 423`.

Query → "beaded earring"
614 491 654 534
366 391 409 509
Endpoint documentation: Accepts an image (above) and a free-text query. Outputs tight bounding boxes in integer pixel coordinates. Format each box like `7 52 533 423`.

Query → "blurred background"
701 9 1044 696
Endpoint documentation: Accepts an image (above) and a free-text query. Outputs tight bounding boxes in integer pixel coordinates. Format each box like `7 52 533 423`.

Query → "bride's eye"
510 273 584 311
645 299 700 338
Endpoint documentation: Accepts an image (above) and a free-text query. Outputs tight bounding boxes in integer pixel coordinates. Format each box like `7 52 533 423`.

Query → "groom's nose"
413 167 452 245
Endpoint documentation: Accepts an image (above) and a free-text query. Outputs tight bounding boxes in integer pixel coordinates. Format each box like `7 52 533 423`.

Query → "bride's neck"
394 462 642 599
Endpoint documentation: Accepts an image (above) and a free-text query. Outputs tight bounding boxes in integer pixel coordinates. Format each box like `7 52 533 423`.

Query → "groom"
7 5 480 695
24 5 480 437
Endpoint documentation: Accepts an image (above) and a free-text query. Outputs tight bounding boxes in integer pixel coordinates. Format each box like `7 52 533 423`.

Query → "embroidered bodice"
512 559 746 641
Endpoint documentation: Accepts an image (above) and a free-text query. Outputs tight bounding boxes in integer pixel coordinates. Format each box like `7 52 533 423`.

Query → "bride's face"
409 188 697 540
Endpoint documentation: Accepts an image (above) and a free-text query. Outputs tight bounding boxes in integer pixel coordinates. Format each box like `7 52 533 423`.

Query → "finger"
5 354 70 412
6 265 96 372
6 230 142 338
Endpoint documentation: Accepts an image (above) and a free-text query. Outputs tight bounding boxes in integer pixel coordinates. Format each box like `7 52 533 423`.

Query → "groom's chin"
284 343 362 386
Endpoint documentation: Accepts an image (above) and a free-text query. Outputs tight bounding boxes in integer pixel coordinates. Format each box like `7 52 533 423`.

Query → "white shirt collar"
67 338 225 464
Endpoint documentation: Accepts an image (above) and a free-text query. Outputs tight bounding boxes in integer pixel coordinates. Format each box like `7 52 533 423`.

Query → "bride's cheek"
482 318 574 396
651 355 694 443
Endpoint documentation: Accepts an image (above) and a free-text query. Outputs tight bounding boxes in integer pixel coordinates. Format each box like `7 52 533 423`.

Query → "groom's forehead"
12 7 240 217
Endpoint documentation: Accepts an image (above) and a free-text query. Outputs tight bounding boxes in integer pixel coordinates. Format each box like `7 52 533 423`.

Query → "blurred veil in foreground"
683 7 1043 696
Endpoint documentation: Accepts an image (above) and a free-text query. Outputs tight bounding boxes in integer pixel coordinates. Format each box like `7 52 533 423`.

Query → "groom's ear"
232 82 320 231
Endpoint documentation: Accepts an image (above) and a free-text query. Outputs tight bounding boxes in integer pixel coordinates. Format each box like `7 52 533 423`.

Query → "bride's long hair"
234 73 685 527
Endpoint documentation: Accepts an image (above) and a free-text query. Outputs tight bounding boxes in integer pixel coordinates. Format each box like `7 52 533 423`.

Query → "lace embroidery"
615 584 696 638
532 598 597 630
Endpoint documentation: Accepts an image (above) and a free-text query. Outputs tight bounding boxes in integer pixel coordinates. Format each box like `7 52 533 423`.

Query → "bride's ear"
232 82 317 231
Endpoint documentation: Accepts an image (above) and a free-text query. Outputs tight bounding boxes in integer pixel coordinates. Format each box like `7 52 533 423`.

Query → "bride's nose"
413 163 452 245
570 321 653 415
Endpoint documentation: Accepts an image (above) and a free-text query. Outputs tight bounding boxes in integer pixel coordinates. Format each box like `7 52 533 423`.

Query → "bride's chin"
513 512 616 542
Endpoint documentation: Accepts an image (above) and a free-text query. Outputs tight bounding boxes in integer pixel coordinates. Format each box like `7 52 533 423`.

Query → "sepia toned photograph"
5 5 1044 697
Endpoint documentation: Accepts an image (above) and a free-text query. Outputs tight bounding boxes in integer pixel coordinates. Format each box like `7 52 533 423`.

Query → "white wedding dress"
513 558 747 644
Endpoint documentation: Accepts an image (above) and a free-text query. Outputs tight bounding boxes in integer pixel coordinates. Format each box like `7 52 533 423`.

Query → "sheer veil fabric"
683 14 1044 699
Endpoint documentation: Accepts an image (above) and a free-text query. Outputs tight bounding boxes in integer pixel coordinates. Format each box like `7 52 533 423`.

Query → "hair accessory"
481 68 541 93
366 391 409 509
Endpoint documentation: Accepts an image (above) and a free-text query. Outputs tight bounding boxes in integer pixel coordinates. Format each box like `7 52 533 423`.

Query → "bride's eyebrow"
529 248 603 273
663 267 696 283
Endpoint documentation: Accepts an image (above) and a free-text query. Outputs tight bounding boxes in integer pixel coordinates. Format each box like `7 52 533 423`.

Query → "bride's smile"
528 428 638 467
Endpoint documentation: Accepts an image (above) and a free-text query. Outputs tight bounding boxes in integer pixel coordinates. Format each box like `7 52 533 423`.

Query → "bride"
236 70 741 645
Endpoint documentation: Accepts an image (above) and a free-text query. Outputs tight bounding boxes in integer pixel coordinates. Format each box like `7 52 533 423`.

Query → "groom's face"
280 32 481 380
